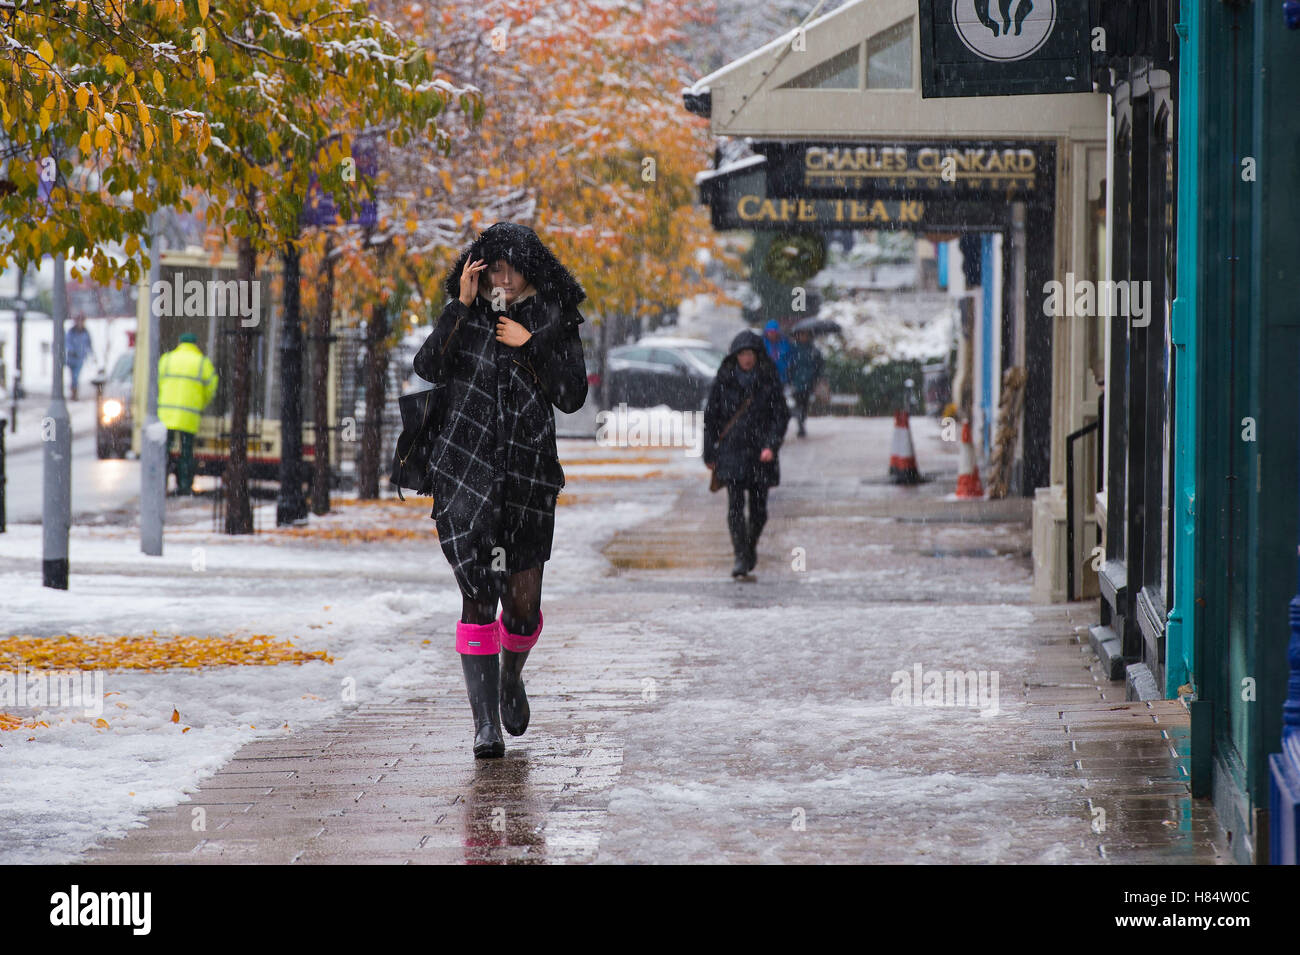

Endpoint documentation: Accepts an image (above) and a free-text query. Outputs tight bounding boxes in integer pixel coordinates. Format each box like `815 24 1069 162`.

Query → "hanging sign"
918 0 1093 98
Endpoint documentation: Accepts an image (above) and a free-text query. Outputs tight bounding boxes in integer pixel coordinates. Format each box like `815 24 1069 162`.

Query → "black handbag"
389 385 445 500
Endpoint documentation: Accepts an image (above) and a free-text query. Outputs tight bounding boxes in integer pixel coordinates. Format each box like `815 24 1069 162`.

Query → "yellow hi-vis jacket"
158 342 218 434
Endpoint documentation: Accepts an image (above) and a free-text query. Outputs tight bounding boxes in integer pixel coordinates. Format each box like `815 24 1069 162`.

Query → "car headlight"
101 398 123 423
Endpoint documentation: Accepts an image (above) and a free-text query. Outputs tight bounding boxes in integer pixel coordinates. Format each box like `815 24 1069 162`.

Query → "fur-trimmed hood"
442 222 587 316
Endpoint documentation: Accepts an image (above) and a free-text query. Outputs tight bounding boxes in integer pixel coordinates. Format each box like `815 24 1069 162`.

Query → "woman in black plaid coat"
413 222 588 758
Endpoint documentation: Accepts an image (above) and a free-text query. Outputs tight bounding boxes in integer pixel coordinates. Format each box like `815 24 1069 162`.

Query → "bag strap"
717 394 754 443
440 305 468 357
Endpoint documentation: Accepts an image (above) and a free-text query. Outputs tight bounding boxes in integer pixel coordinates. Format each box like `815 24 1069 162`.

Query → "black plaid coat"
412 224 588 601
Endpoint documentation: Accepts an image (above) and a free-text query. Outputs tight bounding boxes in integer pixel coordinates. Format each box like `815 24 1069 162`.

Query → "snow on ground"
0 439 691 863
596 599 1084 863
817 292 956 363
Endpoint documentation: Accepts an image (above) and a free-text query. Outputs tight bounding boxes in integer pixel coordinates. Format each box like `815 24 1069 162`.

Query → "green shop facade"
1180 0 1300 863
1092 0 1300 864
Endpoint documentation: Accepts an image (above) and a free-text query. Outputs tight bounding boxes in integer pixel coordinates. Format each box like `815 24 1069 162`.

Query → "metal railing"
1066 417 1101 602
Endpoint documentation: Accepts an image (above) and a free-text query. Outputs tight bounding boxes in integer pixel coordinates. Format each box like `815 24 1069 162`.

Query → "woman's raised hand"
495 316 532 348
459 257 486 307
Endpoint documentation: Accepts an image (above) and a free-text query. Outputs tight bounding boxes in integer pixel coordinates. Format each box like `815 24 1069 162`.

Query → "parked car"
604 337 725 411
93 350 133 458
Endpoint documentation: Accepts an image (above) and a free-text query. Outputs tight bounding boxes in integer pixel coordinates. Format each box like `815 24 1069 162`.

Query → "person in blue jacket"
763 319 791 386
788 329 825 438
65 315 94 401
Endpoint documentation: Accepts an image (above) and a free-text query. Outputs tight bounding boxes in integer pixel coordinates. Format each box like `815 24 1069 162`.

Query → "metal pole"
140 215 166 555
10 267 25 430
0 414 7 532
277 239 306 524
42 254 71 588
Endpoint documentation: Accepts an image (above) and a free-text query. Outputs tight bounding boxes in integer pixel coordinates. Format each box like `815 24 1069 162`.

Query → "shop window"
867 19 913 89
779 44 860 90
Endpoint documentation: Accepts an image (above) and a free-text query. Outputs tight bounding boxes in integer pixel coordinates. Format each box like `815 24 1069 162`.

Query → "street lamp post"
42 254 72 588
140 214 167 556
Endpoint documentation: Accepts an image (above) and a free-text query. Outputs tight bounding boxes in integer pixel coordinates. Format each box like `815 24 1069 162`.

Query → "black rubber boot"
499 649 531 736
461 654 505 758
745 516 764 573
729 521 750 577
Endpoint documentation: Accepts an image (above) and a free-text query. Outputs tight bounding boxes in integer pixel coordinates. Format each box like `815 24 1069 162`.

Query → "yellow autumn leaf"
37 39 53 63
94 718 109 729
75 86 89 111
198 0 208 19
170 708 179 723
171 115 181 143
103 54 126 76
152 69 165 96
94 126 111 149
142 126 154 151
38 108 51 132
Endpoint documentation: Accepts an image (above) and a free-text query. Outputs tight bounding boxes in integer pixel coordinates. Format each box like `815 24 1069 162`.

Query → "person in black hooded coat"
703 329 791 577
412 221 587 758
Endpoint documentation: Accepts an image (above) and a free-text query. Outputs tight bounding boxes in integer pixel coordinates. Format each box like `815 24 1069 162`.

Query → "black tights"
460 565 544 637
726 484 768 540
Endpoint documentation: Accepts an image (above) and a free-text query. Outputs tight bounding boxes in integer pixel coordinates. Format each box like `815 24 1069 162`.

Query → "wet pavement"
2 395 142 524
81 415 1232 864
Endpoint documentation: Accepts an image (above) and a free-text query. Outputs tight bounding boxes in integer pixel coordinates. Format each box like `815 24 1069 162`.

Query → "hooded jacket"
703 329 790 487
412 222 588 599
763 319 792 385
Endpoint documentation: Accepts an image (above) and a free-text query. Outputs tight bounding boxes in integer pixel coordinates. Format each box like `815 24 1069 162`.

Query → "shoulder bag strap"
717 394 754 442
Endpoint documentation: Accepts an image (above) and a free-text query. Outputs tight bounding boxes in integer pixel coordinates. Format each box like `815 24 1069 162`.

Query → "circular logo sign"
952 0 1056 62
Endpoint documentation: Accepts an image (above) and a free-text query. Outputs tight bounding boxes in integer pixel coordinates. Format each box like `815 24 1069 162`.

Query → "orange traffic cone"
889 410 920 484
956 420 984 499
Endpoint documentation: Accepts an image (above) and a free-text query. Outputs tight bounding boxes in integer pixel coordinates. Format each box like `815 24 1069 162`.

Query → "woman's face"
736 348 757 371
488 259 528 304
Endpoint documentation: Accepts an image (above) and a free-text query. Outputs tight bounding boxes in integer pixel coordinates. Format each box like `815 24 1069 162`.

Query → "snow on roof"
681 0 857 95
694 153 766 185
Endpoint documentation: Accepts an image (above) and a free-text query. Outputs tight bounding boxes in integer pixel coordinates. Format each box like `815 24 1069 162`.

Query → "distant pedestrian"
65 315 93 401
788 329 825 438
763 319 792 385
158 332 218 495
413 222 588 760
704 329 790 578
